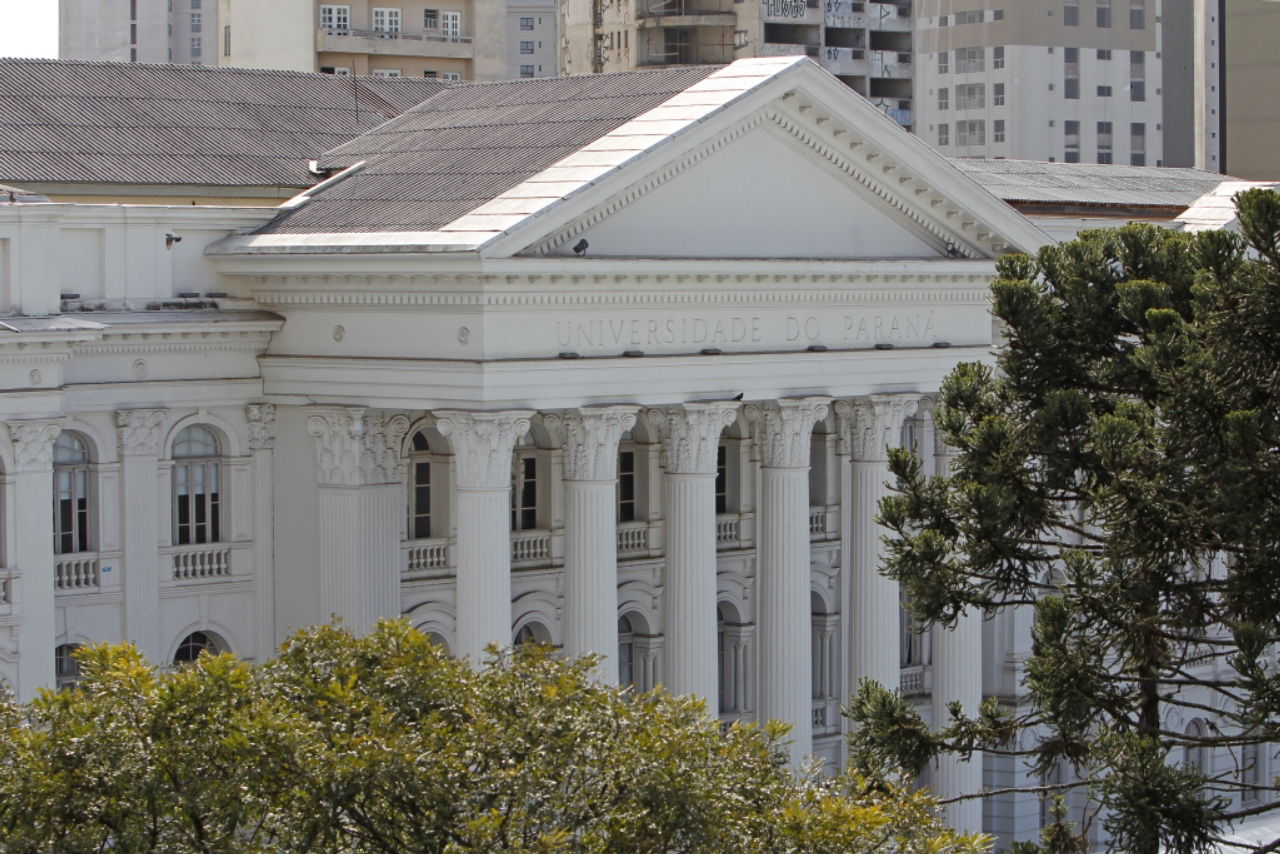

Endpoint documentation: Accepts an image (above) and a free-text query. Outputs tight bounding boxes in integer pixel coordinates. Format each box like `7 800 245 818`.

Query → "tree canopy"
0 620 987 854
847 190 1280 854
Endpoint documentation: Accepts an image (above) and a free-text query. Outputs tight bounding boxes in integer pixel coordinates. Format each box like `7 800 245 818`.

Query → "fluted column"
117 409 168 663
747 397 830 764
7 419 63 700
307 407 410 637
247 404 276 661
545 406 638 684
646 401 740 706
930 428 984 832
834 395 918 694
435 409 534 663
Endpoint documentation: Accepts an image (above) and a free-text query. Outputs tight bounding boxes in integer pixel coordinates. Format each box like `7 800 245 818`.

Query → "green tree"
1 621 990 854
846 190 1280 854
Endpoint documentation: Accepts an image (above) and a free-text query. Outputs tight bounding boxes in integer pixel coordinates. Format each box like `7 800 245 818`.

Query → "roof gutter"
277 160 367 212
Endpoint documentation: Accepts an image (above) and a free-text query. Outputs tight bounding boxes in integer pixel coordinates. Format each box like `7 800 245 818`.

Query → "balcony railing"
900 664 931 697
404 538 450 576
617 522 649 554
169 544 232 582
512 530 553 568
55 554 100 592
323 26 473 44
812 698 841 734
0 568 15 614
715 514 740 549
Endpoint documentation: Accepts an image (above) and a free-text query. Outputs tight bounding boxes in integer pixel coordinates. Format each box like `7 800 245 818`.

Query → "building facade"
508 0 558 78
1222 0 1280 179
61 0 219 64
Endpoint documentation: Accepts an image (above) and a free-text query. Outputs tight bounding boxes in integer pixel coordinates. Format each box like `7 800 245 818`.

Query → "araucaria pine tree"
846 189 1280 854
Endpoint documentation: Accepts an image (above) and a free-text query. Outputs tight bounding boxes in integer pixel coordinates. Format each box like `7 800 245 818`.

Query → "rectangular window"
131 0 137 19
1131 50 1146 101
1064 46 1080 99
372 7 402 33
1130 0 1145 29
1097 120 1113 163
442 11 461 38
321 5 351 29
1243 744 1263 802
190 36 201 56
1097 85 1112 96
938 87 949 110
618 451 636 522
512 455 538 530
956 119 985 146
411 462 431 539
54 468 90 555
424 8 439 28
441 71 462 80
191 0 200 7
938 123 949 145
994 82 1005 105
371 68 402 77
994 119 1006 142
520 64 534 77
938 51 949 73
1064 0 1079 26
223 24 230 55
956 83 985 109
175 461 220 546
332 67 351 75
520 16 534 29
1097 48 1111 59
715 445 728 515
190 12 201 31
939 14 947 26
1097 0 1112 28
993 45 1004 68
1065 119 1080 162
955 46 984 73
993 8 1003 19
520 40 534 53
954 10 981 24
1131 122 1146 165
424 70 438 77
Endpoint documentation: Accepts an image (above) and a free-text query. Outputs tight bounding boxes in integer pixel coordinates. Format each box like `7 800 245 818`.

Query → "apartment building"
214 0 515 80
508 0 558 78
914 0 1221 171
61 0 219 65
1222 0 1280 179
560 0 918 130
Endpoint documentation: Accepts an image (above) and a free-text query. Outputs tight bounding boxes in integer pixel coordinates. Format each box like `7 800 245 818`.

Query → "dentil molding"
744 398 831 469
646 402 740 475
435 410 535 490
543 406 639 482
834 394 920 462
307 407 411 487
116 409 169 458
7 419 66 472
246 404 276 451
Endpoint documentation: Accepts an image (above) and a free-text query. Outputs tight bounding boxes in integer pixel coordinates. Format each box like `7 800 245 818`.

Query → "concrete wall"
60 0 170 63
219 0 319 71
1224 0 1280 179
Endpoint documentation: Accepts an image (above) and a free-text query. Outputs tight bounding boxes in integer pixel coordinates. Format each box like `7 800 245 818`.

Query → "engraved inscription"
554 312 936 350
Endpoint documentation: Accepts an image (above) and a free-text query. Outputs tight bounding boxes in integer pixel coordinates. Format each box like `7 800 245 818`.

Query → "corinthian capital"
246 404 277 451
435 410 534 490
833 394 919 462
544 406 639 482
646 401 740 475
117 409 169 457
307 407 411 486
745 397 831 469
8 419 66 472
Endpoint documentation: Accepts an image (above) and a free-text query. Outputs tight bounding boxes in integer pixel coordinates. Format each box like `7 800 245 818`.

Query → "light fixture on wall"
166 233 183 249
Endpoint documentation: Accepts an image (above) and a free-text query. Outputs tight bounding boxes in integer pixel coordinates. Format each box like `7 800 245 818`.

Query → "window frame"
442 11 461 39
520 16 534 29
511 444 539 532
172 426 222 547
53 432 93 555
321 4 351 30
1097 0 1112 28
937 122 949 146
407 432 435 541
994 81 1005 106
372 6 403 34
173 630 221 664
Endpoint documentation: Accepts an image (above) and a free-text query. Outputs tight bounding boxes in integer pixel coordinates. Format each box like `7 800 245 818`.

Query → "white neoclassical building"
0 55 1127 842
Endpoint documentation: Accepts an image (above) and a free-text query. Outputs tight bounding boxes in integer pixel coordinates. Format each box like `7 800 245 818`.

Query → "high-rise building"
559 0 918 131
1222 0 1280 179
61 0 219 65
508 0 558 78
914 0 1221 171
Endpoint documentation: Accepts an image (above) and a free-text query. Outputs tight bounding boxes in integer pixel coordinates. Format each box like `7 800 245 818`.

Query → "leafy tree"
1 620 989 854
846 190 1280 854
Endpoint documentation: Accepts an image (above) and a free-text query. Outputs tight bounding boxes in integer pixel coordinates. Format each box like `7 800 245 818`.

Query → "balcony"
870 49 912 78
900 664 932 697
812 698 841 735
55 554 100 593
404 538 451 579
760 42 820 58
316 27 474 60
867 2 913 31
166 544 234 582
0 567 17 619
637 0 736 28
512 530 554 569
872 98 912 128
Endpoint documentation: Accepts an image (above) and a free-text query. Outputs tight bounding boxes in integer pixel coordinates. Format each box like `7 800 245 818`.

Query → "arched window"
514 621 551 647
425 631 450 653
511 435 538 531
173 630 221 664
619 614 635 688
53 432 91 554
172 426 221 545
55 642 82 690
408 431 433 540
1184 720 1206 775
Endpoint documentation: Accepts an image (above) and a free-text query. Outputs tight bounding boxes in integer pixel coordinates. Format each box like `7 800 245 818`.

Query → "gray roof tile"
950 158 1231 209
258 65 721 234
0 58 447 189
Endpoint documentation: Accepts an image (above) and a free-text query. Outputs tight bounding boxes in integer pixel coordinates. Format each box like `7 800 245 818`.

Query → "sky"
0 2 58 59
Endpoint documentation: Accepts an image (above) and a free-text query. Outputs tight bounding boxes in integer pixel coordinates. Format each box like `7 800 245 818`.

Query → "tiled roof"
950 158 1231 209
256 65 722 234
0 59 447 189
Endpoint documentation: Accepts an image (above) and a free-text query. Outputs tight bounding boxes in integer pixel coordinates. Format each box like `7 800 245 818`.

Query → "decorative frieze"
246 404 277 451
116 409 169 458
435 410 535 490
833 394 919 462
7 419 65 472
646 402 741 475
745 398 831 469
544 406 639 482
307 407 411 487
